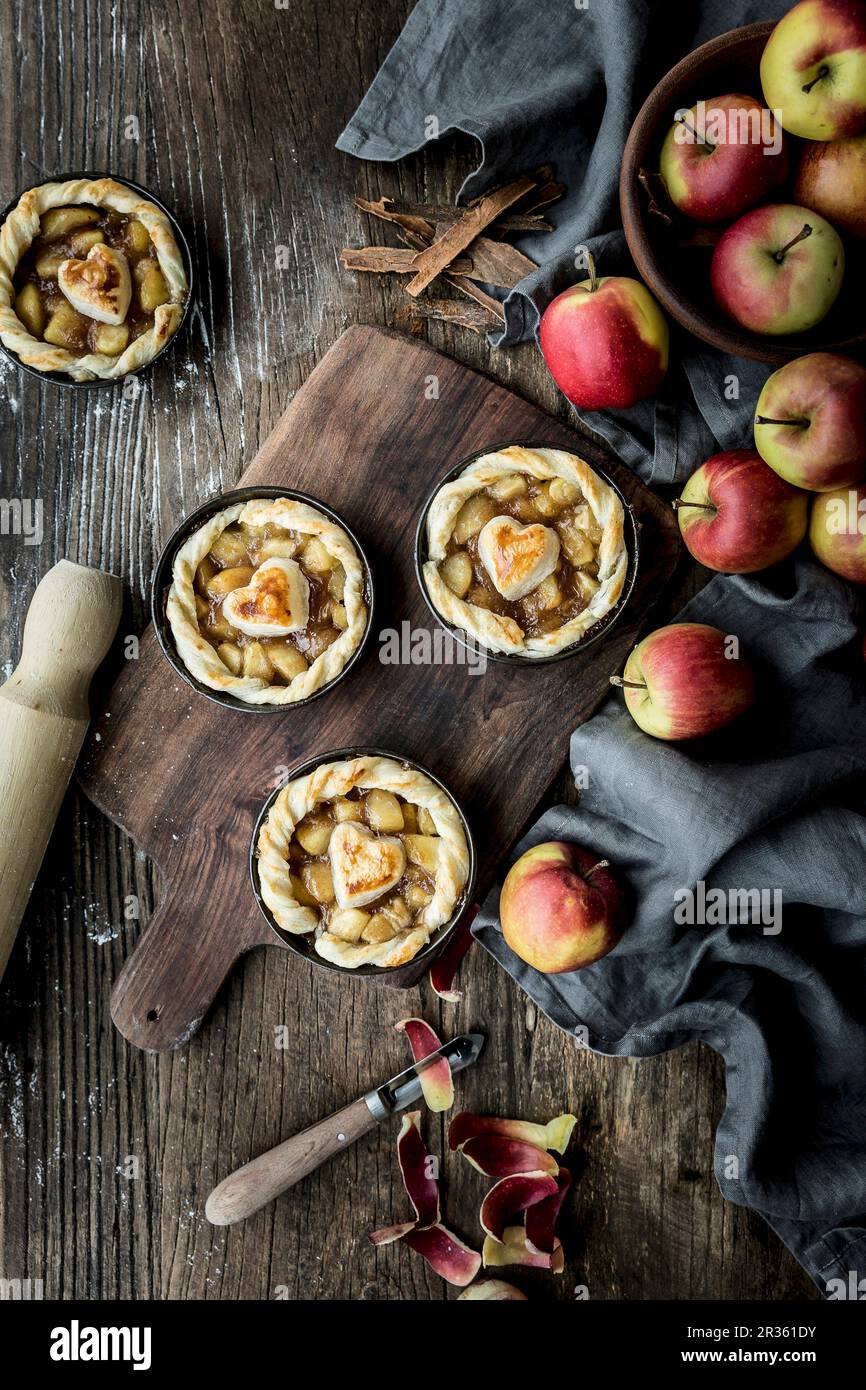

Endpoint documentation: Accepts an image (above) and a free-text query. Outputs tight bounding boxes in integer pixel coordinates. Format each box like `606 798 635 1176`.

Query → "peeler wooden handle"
205 1095 380 1226
0 560 122 983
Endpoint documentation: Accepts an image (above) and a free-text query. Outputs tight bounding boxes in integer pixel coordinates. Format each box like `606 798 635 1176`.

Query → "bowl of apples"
620 5 866 363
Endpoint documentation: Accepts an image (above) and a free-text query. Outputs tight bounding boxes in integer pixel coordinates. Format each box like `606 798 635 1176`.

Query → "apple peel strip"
369 1217 481 1288
396 1111 440 1228
395 1017 454 1113
480 1171 559 1243
449 1111 576 1154
525 1167 572 1256
429 908 477 1002
483 1225 565 1274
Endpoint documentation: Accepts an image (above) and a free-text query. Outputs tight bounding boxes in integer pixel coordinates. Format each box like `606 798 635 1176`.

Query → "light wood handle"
205 1095 379 1226
0 560 123 982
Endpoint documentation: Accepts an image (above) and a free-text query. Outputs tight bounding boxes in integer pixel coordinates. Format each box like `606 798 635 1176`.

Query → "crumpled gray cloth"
337 0 793 483
472 558 866 1296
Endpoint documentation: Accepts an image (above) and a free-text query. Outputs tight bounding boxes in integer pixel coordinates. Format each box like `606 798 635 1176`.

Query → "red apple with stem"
754 352 866 491
659 93 788 222
610 623 754 741
710 204 844 335
673 449 808 572
539 252 669 410
499 842 625 975
795 133 866 236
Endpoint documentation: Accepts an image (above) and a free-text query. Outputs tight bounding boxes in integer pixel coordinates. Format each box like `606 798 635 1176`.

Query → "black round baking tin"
415 441 641 667
0 170 193 387
151 486 375 714
249 744 477 982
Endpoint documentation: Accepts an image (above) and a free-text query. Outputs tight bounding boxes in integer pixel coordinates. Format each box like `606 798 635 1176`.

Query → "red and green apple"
499 842 625 975
539 255 669 410
610 622 755 741
710 203 844 334
659 93 788 222
674 449 808 572
754 352 866 490
794 132 866 237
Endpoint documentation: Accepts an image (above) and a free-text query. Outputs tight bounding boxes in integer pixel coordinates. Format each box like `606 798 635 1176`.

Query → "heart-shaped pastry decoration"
477 514 560 601
58 244 132 325
329 820 406 910
222 557 310 637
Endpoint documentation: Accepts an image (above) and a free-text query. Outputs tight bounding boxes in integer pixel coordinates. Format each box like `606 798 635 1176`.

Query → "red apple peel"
479 1172 560 1243
395 1017 454 1113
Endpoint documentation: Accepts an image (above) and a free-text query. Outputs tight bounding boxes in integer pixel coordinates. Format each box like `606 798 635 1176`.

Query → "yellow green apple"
760 0 866 140
809 483 866 579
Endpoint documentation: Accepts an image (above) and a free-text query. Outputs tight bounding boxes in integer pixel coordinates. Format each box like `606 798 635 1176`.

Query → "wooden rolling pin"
0 559 122 983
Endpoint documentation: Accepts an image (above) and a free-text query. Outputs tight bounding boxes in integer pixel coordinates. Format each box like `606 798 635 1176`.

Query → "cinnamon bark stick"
365 198 554 234
432 226 536 287
403 176 536 297
341 246 473 275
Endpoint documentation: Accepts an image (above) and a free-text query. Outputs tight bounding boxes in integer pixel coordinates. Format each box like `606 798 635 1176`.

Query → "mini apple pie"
165 495 369 705
256 755 471 969
0 177 187 380
422 445 629 658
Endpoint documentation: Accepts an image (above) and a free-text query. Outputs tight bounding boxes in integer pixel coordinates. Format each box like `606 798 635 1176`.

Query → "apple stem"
672 499 715 512
586 859 611 878
609 676 646 690
755 416 809 428
585 250 598 294
675 112 715 149
802 64 830 95
775 224 812 262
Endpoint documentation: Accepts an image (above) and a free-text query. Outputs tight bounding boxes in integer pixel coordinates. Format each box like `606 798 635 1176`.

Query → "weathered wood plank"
0 0 817 1302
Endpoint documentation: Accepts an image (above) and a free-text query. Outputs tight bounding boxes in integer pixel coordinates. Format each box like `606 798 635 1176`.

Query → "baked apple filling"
0 177 187 379
12 206 169 357
256 755 471 969
166 496 369 705
423 445 628 658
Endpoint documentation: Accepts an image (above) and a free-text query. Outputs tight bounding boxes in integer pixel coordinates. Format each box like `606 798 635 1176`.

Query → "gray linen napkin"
337 0 793 483
472 558 866 1296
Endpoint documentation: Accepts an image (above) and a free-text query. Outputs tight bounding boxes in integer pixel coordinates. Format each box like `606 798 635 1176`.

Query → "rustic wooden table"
0 0 817 1301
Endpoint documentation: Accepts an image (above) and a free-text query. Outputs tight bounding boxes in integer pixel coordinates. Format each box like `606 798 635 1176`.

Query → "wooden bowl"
620 22 866 365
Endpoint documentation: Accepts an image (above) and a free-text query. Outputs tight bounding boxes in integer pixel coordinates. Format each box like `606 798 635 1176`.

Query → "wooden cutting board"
79 325 681 1052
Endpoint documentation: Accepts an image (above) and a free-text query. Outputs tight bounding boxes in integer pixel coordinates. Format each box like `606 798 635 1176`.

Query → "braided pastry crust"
423 445 628 658
166 497 368 705
257 755 470 969
0 178 187 380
